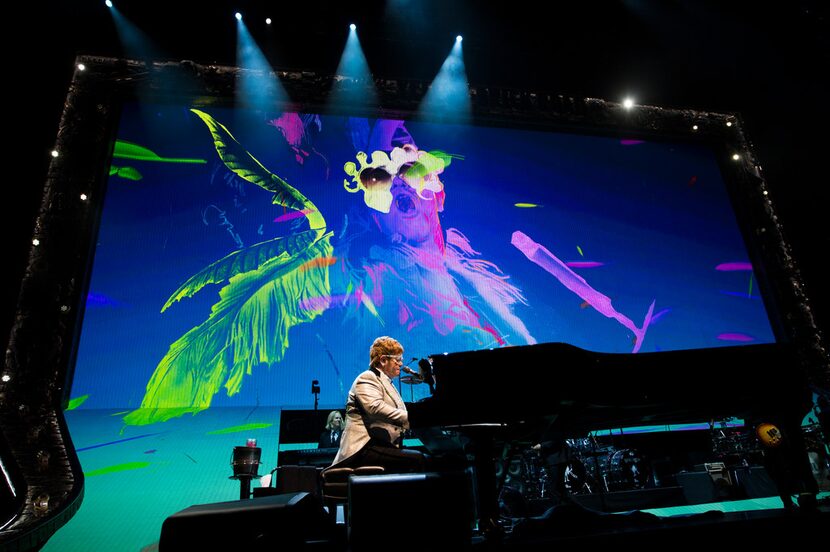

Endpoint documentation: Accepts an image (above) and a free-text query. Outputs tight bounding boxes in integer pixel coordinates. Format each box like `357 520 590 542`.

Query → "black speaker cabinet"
732 466 777 498
159 492 327 551
676 471 718 504
348 471 474 548
275 465 324 497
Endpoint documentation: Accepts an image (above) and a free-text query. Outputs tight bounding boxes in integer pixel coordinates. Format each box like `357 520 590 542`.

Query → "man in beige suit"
327 336 425 473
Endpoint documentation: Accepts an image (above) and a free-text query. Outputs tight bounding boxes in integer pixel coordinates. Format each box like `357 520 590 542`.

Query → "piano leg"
467 430 505 543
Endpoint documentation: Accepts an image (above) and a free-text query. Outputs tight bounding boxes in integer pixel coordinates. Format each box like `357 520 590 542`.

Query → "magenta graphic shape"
511 231 655 352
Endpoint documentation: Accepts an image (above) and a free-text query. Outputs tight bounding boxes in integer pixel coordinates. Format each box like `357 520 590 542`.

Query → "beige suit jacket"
330 368 409 466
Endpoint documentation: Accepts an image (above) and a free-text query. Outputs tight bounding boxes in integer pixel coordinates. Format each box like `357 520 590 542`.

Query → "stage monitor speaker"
676 471 718 504
159 492 327 551
349 471 474 548
732 466 778 498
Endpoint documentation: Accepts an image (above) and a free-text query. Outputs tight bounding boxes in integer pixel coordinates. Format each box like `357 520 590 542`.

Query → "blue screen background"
70 103 775 413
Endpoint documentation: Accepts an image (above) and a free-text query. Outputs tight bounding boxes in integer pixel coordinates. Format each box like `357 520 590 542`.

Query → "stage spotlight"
692 124 699 130
1 374 10 382
80 194 88 201
266 18 272 25
623 97 635 109
32 239 40 246
107 2 167 76
51 150 59 158
726 121 733 127
235 12 242 21
456 35 462 42
236 14 288 109
417 38 471 122
77 63 86 71
328 23 378 110
732 153 740 161
105 0 112 7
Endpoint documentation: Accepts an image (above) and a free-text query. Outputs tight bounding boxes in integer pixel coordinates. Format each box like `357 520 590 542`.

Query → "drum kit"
709 422 828 465
498 438 652 503
495 421 829 507
495 449 551 498
711 427 765 465
562 446 651 494
802 422 828 452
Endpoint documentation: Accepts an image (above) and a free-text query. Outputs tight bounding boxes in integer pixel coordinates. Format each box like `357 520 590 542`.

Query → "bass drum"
606 449 650 490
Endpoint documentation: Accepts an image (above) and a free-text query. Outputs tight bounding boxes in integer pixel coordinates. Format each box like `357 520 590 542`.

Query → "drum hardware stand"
496 442 521 499
587 437 609 512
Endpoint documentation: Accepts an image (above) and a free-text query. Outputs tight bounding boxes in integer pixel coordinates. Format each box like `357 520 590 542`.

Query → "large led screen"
70 102 776 422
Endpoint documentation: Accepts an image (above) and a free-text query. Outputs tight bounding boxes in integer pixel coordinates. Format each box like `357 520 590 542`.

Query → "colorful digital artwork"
48 103 777 550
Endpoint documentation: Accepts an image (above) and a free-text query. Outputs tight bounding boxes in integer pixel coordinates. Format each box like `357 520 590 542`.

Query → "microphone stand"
401 361 422 402
412 358 423 401
589 436 608 512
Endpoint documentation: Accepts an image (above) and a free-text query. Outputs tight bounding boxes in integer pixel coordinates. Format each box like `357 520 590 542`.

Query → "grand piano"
406 341 814 538
409 342 810 429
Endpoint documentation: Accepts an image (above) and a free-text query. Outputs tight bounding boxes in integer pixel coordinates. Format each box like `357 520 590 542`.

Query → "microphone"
400 357 419 374
401 366 420 377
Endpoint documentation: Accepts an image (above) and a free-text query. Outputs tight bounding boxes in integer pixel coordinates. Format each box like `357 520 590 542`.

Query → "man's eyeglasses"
383 355 404 363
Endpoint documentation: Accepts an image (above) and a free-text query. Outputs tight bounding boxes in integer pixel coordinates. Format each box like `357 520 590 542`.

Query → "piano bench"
320 466 385 524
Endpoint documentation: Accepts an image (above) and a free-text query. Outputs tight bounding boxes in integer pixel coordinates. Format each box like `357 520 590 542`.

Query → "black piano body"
406 341 814 539
408 341 811 434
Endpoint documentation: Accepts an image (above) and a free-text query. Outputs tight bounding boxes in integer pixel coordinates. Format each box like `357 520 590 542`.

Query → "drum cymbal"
400 375 424 385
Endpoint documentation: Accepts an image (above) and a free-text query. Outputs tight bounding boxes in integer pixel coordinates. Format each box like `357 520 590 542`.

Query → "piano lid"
408 342 810 432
